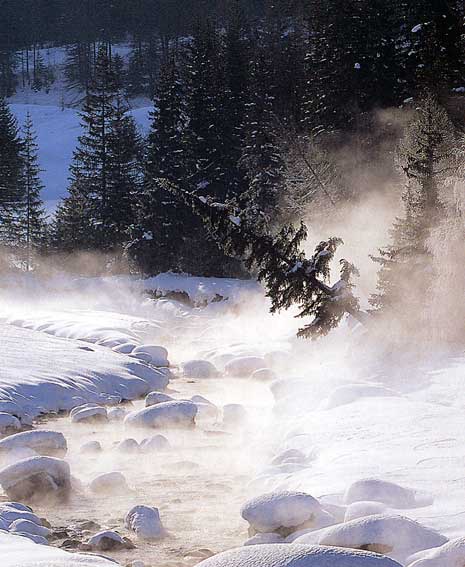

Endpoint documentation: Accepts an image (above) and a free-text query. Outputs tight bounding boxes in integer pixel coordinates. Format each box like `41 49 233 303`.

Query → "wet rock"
84 530 132 552
60 538 81 549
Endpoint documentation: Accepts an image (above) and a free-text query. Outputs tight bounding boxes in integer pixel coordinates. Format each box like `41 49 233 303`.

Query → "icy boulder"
125 505 165 539
344 501 389 522
324 384 400 409
182 359 219 379
70 405 108 424
225 357 267 377
241 491 331 535
0 413 21 436
125 401 197 429
407 537 465 566
293 514 447 563
196 544 402 567
132 345 169 367
0 456 71 501
89 471 129 494
344 479 433 508
145 391 174 407
140 435 170 452
0 430 67 457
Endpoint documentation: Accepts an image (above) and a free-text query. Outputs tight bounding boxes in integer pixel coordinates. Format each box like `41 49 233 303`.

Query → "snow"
407 537 465 566
125 505 165 539
0 530 116 565
293 514 447 564
0 430 67 457
241 491 325 534
124 400 198 429
323 384 400 409
196 544 402 567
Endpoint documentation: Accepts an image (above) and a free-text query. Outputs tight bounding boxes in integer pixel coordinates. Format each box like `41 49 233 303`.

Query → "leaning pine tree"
160 180 361 339
369 95 455 335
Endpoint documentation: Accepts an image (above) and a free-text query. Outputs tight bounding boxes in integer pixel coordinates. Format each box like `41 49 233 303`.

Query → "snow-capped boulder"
115 438 139 453
113 342 138 354
324 384 399 409
244 532 284 545
344 479 433 508
125 505 165 539
225 357 267 377
195 544 402 567
71 405 108 424
86 530 129 551
80 441 102 454
140 434 170 452
107 407 128 421
344 501 388 522
407 537 465 566
0 456 71 501
251 368 277 381
125 362 170 392
182 360 219 379
0 430 67 457
0 413 21 436
145 391 174 407
125 400 197 429
9 518 50 538
132 345 169 367
293 514 447 563
241 491 329 535
223 404 248 426
0 503 41 529
89 471 129 494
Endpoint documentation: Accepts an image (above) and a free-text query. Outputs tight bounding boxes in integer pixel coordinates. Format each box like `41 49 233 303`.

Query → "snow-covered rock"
0 413 22 436
251 368 277 381
293 514 447 563
125 400 197 429
125 505 165 539
71 405 108 424
195 544 402 567
344 501 389 522
115 438 139 453
113 342 138 354
80 441 102 454
223 404 248 426
89 471 129 494
11 532 48 545
0 530 115 566
244 532 284 545
241 491 328 534
132 345 169 367
344 479 433 508
0 430 67 457
225 357 267 377
407 537 465 566
0 503 42 529
86 530 128 551
140 434 170 452
182 360 219 379
9 518 50 538
0 456 71 501
324 385 400 410
145 391 174 407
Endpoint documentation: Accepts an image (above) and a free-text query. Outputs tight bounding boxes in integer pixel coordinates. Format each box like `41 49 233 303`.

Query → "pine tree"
370 96 456 330
18 113 46 269
0 98 24 248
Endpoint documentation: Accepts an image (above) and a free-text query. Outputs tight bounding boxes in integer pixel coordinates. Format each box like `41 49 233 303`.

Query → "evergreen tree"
0 98 24 247
18 113 46 269
370 96 456 331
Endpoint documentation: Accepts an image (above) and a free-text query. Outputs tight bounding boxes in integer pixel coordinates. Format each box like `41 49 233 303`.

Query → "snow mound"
0 414 22 435
182 360 219 379
196 544 402 567
0 430 67 457
407 537 465 566
71 405 108 424
140 435 170 452
0 531 116 566
89 471 129 494
9 518 50 538
293 514 447 563
132 345 169 367
324 385 400 409
344 501 389 522
125 505 165 539
241 491 326 534
225 357 267 377
344 479 433 508
145 391 174 407
0 456 71 501
125 401 197 429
